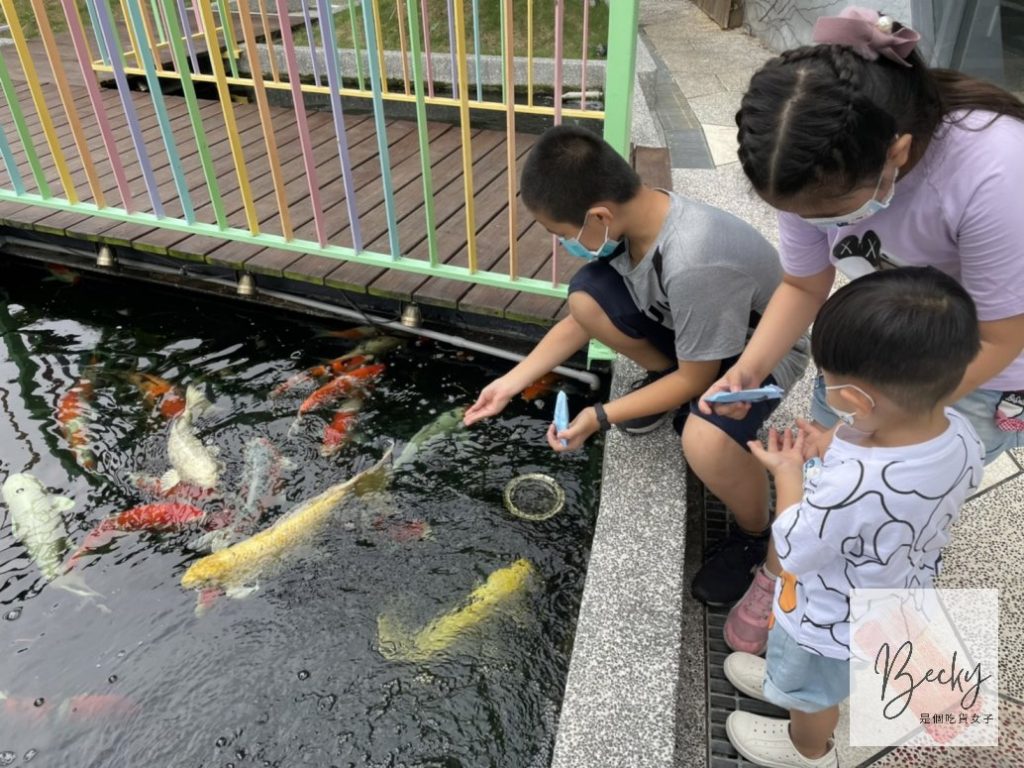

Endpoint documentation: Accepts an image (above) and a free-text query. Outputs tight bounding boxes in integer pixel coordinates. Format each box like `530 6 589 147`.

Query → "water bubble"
297 670 310 681
4 608 21 621
117 649 126 658
0 751 15 766
108 675 118 684
33 698 44 708
24 748 38 762
225 763 235 768
235 749 246 760
215 737 228 748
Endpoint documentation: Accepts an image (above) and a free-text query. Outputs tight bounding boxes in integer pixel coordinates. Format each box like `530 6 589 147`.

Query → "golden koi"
180 446 393 596
376 559 535 661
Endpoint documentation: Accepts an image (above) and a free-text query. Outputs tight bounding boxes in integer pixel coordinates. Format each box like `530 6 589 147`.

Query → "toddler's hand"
795 418 834 460
747 426 805 477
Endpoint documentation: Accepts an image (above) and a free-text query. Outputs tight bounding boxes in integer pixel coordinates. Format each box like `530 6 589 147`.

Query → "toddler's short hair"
812 267 980 412
520 125 641 226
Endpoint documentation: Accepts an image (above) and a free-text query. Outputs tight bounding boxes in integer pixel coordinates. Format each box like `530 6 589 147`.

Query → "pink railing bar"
275 0 328 246
420 0 434 97
60 0 137 212
445 0 458 97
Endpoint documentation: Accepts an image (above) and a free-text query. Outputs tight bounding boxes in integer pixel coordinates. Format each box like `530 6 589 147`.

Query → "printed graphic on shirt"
772 417 982 659
831 230 902 278
996 391 1024 432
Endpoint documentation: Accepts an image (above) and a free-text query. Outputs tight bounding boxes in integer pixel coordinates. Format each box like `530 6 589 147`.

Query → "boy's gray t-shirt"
605 191 809 390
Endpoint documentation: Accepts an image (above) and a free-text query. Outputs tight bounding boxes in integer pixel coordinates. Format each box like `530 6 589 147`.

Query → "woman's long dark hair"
736 22 1024 199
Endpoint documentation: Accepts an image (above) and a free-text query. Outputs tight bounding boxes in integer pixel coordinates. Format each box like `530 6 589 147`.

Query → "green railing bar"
361 0 401 258
405 0 438 267
0 191 570 298
472 0 483 102
602 0 638 157
497 0 506 103
83 0 110 64
159 0 228 228
346 0 366 90
0 47 51 198
215 0 240 79
0 123 26 196
124 0 197 223
149 0 167 43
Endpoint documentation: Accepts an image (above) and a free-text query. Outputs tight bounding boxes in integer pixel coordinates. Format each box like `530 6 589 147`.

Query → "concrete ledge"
551 359 688 768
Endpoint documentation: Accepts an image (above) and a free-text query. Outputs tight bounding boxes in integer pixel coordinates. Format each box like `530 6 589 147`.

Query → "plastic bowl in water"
503 473 565 521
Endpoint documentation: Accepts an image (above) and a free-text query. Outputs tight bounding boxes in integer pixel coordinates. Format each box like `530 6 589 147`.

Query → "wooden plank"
328 128 512 297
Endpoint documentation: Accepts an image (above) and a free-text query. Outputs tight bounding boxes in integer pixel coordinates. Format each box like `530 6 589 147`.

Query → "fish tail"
51 571 104 600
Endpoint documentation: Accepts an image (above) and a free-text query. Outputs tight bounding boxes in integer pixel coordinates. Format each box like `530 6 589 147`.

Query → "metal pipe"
0 238 604 390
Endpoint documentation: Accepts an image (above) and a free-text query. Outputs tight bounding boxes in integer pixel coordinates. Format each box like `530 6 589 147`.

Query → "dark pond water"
0 259 602 768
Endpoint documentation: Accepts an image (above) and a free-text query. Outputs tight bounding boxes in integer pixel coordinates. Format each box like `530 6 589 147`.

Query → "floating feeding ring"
503 473 565 521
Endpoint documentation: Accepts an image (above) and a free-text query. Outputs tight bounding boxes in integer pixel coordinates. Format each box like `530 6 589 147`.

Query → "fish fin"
226 584 259 600
159 468 181 492
376 612 412 661
279 454 297 472
184 384 212 416
10 517 23 539
51 571 104 600
52 495 76 513
189 529 233 553
287 416 303 438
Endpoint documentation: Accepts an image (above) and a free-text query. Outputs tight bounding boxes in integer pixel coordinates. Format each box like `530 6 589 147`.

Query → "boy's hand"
698 365 758 419
795 418 834 461
464 377 518 426
747 427 805 478
546 407 599 452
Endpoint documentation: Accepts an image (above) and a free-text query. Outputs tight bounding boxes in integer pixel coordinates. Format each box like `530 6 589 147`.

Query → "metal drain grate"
703 491 787 767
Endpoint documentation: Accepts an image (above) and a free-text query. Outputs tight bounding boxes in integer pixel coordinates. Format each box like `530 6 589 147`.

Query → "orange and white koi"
66 502 207 569
298 363 385 416
44 263 81 285
269 354 371 399
57 371 96 471
0 691 139 721
321 398 363 457
127 371 186 419
521 372 562 402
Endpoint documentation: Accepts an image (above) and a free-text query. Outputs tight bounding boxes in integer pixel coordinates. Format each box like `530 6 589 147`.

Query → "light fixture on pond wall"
400 303 422 328
96 245 115 268
237 273 256 297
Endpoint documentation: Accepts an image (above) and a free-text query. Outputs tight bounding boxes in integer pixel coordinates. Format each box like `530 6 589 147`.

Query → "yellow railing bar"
138 1 166 72
395 0 411 95
527 0 534 106
257 0 280 81
197 0 259 233
0 0 80 203
30 0 106 206
451 0 476 272
88 63 606 120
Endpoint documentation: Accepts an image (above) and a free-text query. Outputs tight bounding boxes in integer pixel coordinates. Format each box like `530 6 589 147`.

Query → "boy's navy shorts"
568 259 778 449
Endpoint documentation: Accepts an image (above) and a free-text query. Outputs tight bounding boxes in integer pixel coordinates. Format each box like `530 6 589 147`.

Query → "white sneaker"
725 711 838 768
724 651 768 702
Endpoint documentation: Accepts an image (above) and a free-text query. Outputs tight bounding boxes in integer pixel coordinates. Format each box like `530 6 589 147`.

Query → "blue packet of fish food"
554 390 570 447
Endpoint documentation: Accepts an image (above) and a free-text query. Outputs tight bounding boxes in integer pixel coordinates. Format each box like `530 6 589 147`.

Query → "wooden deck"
0 27 578 330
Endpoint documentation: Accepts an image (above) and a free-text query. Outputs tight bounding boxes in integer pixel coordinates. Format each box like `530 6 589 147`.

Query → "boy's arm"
601 359 719 426
464 316 589 425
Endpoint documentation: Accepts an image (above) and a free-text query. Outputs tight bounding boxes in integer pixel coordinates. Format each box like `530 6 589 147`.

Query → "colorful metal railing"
0 0 638 298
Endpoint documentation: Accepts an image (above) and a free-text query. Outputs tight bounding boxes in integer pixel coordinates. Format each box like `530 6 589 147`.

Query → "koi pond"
0 259 602 767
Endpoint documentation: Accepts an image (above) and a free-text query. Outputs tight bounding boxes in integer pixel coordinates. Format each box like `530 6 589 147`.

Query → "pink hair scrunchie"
812 6 921 68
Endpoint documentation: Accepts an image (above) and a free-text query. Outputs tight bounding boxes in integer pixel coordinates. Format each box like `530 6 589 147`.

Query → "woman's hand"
546 407 599 452
697 365 760 419
464 377 518 426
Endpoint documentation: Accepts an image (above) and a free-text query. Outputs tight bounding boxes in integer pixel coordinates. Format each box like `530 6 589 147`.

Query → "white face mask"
804 166 898 231
823 383 875 426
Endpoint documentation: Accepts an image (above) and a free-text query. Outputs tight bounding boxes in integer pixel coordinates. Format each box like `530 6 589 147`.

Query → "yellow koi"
181 446 393 596
377 558 535 661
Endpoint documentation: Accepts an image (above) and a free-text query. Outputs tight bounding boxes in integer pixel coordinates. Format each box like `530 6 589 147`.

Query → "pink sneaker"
724 566 775 654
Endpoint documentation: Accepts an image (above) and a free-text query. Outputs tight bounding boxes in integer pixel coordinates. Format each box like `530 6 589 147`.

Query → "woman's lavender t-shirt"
778 110 1024 392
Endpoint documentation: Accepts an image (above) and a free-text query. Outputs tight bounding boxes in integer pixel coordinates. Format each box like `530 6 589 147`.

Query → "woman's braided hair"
737 22 1024 199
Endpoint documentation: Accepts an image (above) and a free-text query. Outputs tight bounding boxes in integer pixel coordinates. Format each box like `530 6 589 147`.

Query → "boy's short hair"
520 125 641 225
811 267 980 412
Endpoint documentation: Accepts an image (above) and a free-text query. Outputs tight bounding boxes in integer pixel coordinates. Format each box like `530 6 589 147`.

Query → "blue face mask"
558 217 621 260
804 167 898 231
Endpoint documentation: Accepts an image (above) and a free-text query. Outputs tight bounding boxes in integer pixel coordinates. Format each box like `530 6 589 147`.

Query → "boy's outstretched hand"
464 377 517 426
546 407 599 452
747 426 805 478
